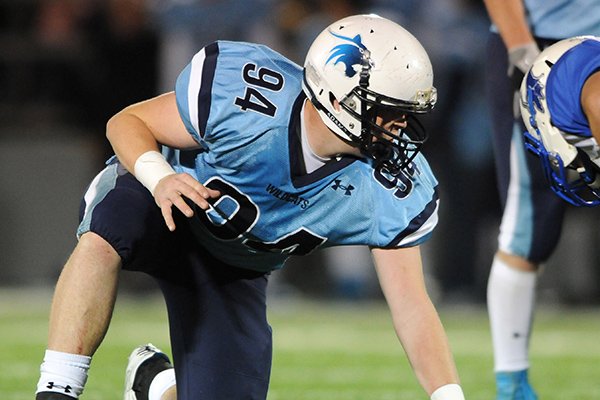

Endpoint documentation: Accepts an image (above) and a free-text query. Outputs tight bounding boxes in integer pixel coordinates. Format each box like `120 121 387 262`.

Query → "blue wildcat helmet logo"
526 71 545 115
325 31 369 78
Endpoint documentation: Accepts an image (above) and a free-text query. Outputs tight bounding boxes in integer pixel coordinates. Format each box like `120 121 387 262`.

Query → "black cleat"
124 344 173 400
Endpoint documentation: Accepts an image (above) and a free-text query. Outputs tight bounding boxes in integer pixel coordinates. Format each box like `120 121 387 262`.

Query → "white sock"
487 256 537 372
148 368 176 400
36 350 91 398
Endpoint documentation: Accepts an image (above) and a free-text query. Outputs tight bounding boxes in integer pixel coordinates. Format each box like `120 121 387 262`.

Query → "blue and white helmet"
302 14 437 175
519 36 600 207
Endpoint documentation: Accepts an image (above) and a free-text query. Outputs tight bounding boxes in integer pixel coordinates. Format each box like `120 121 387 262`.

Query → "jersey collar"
288 93 359 188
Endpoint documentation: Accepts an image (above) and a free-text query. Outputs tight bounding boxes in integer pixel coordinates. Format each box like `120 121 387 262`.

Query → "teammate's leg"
485 31 538 398
487 252 538 400
485 32 566 400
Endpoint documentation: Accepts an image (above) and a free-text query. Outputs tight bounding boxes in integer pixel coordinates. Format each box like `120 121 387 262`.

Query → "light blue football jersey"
523 0 600 38
547 38 600 137
168 41 439 272
490 0 600 38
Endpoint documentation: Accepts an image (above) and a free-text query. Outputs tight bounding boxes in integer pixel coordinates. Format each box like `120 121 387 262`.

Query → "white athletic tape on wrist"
134 151 176 195
430 383 465 400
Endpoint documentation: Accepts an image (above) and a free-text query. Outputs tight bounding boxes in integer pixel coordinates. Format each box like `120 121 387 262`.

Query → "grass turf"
2 290 600 399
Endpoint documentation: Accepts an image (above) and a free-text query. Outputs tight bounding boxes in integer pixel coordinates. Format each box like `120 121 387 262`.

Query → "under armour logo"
46 382 72 393
331 179 354 196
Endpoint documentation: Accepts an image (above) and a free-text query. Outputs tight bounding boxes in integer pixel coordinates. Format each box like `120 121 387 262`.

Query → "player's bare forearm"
372 247 460 395
393 297 460 395
106 92 199 173
106 110 161 174
483 0 534 49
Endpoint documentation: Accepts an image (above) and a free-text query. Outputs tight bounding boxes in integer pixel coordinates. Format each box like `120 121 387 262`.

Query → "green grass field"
2 290 600 399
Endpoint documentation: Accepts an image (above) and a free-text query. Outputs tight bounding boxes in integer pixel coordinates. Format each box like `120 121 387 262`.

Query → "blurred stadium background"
1 0 599 398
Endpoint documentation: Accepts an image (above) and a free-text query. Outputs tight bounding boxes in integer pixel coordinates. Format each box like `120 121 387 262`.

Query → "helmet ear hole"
329 92 340 111
328 92 336 103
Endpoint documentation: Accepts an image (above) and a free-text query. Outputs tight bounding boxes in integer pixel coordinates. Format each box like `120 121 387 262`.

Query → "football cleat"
495 370 538 400
35 393 73 400
124 343 173 400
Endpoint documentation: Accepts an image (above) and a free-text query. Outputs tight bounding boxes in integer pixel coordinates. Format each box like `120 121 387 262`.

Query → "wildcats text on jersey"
265 184 310 209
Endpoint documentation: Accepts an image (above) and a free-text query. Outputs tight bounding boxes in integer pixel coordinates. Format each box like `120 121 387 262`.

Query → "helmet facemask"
524 125 600 207
340 78 435 175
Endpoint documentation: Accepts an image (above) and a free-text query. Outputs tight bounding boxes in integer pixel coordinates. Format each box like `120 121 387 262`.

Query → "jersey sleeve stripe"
197 42 219 138
185 42 219 138
389 187 440 248
187 48 205 137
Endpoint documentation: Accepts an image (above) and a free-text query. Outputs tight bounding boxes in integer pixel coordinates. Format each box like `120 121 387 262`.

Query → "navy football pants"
79 165 272 399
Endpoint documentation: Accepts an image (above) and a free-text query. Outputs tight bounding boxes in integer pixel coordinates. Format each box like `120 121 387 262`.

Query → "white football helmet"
519 36 600 206
302 14 437 175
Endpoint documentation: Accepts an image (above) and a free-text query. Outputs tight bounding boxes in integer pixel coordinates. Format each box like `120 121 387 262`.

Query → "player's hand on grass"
154 173 221 231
